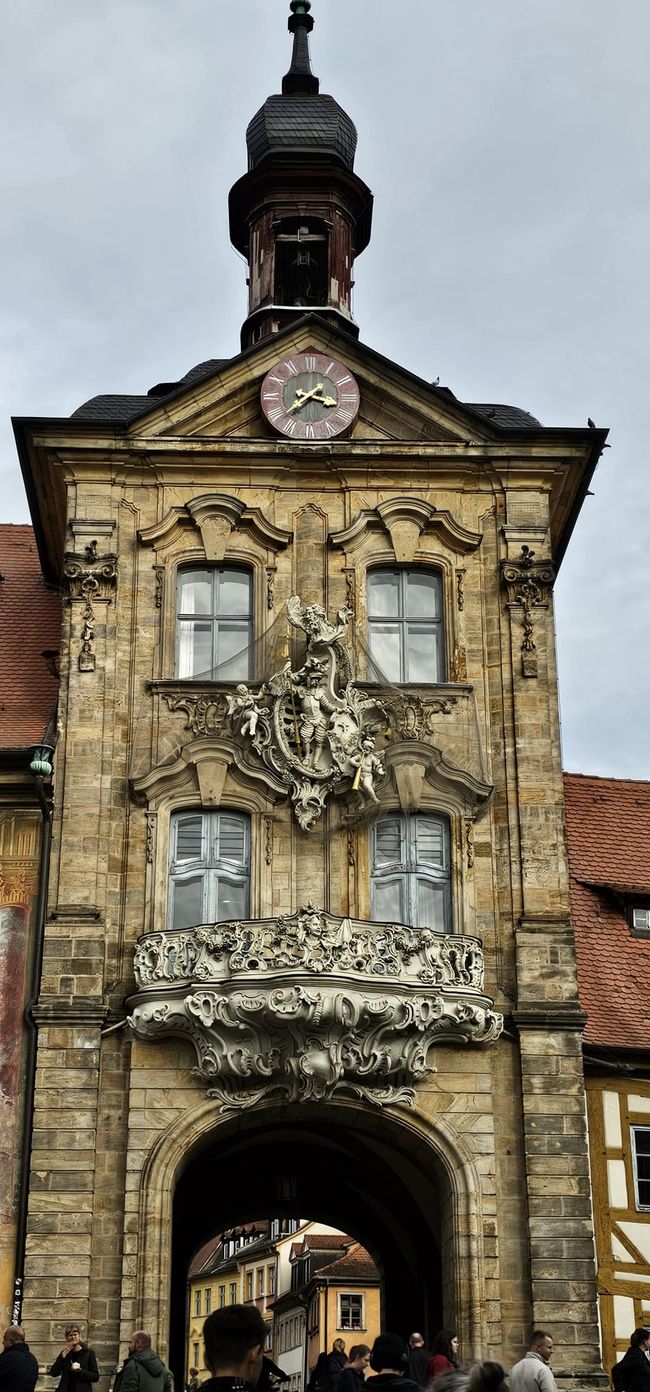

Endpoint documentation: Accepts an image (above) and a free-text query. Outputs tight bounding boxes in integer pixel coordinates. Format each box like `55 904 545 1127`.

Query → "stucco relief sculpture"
128 906 503 1111
227 596 387 829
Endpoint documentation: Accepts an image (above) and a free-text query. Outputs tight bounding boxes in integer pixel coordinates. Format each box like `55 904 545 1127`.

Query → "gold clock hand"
287 382 324 413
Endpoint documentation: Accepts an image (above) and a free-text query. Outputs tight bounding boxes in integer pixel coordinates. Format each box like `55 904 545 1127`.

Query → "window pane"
406 572 441 618
416 878 448 931
176 815 204 863
178 571 213 615
216 876 248 922
217 570 251 616
368 624 402 682
215 623 251 678
172 875 205 931
375 817 403 867
406 626 441 682
177 620 213 678
415 817 447 869
217 815 248 865
373 876 405 923
367 572 400 617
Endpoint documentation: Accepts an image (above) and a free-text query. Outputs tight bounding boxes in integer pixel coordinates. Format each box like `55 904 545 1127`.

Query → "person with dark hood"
426 1334 459 1387
0 1327 38 1392
49 1324 99 1392
367 1334 421 1392
117 1333 172 1392
338 1347 371 1392
201 1306 266 1392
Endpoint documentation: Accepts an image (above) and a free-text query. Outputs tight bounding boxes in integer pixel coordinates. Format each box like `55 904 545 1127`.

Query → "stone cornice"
33 999 109 1025
512 1005 588 1032
330 499 483 556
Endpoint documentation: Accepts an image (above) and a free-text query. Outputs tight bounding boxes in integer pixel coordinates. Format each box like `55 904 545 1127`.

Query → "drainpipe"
12 743 54 1325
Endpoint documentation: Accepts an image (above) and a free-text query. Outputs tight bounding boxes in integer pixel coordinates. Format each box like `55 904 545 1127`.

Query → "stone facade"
13 311 608 1388
8 6 612 1386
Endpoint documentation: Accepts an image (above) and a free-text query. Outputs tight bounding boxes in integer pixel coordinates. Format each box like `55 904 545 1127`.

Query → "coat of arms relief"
226 596 387 829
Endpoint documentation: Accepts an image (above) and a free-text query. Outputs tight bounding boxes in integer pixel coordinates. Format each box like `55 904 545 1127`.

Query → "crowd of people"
1 1310 649 1392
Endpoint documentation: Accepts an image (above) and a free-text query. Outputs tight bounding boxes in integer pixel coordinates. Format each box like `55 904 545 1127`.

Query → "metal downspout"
12 748 54 1324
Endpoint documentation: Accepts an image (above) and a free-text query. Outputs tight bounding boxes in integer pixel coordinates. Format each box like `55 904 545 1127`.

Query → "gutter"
12 742 55 1325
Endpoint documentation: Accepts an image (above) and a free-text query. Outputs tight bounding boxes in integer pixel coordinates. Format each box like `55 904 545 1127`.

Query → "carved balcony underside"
127 906 503 1112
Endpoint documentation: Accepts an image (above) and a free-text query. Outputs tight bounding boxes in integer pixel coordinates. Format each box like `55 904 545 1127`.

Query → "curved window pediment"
367 568 444 684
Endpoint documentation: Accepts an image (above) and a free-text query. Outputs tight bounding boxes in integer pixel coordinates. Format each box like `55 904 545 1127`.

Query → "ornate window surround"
131 746 278 935
329 498 481 687
355 739 493 935
137 494 292 680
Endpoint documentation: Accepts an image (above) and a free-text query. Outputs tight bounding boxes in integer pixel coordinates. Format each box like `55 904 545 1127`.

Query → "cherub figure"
350 736 384 805
227 683 264 736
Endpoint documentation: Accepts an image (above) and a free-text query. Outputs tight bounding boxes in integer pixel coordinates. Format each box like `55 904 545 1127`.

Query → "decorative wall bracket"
63 542 118 673
501 545 554 678
228 597 387 830
128 905 503 1111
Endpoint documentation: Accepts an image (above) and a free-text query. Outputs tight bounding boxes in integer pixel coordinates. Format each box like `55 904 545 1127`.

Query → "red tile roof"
298 1234 352 1251
0 525 60 748
313 1243 378 1282
564 772 650 1051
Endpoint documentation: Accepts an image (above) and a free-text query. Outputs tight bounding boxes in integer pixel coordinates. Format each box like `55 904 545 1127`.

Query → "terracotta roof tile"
0 525 60 748
314 1244 378 1282
564 773 650 1051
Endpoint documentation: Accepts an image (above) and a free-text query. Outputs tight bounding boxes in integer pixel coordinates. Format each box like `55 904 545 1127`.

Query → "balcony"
127 905 502 1111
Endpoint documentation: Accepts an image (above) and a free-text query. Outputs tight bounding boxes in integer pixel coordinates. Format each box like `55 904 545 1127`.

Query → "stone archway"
127 1097 487 1386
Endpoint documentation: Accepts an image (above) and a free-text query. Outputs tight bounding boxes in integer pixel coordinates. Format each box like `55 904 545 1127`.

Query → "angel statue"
350 735 384 806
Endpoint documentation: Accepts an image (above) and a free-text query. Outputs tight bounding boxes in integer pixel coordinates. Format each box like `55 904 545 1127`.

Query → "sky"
2 0 650 777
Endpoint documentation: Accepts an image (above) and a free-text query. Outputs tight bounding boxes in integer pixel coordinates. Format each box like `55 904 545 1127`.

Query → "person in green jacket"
116 1333 172 1392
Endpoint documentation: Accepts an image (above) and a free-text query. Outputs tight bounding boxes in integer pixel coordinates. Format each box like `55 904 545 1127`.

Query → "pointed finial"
283 0 319 95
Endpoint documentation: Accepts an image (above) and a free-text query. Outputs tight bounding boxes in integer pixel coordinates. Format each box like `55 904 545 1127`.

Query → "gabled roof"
294 1234 352 1252
14 312 607 585
564 772 650 1052
0 524 60 750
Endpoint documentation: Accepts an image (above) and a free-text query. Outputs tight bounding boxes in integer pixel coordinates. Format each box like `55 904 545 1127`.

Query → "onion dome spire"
283 0 319 95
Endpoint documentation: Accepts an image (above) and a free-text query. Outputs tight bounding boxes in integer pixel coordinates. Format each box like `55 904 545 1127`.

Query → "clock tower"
229 0 373 350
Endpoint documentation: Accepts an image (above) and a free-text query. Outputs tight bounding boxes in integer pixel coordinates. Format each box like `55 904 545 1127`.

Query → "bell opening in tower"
275 220 328 308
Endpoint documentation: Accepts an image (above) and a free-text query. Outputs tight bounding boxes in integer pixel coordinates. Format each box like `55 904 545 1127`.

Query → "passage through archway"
168 1106 459 1389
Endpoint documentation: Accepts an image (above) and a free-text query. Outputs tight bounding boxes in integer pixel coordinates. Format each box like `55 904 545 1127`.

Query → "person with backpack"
612 1328 650 1392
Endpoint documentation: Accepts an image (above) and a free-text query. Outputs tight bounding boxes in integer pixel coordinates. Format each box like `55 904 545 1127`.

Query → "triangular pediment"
122 316 501 446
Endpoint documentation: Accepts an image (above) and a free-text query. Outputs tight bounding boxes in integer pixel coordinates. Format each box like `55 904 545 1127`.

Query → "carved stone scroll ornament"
227 597 387 830
385 692 457 738
128 906 503 1111
500 545 555 678
163 692 229 738
62 542 118 674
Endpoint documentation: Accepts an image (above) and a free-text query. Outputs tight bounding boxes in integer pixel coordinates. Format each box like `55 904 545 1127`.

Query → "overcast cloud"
2 0 649 777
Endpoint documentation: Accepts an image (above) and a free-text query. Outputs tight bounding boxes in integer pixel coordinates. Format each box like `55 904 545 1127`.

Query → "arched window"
367 568 444 683
371 812 451 932
168 809 250 931
176 567 252 679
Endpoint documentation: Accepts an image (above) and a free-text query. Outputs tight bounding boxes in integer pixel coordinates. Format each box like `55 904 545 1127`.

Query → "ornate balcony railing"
127 905 503 1112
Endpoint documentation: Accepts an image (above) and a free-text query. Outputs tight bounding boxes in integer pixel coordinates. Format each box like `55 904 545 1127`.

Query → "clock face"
260 352 360 440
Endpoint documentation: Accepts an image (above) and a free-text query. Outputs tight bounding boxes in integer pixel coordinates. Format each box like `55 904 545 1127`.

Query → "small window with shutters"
169 809 250 931
371 812 451 932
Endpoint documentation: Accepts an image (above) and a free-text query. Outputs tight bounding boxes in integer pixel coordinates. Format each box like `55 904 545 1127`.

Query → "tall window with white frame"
367 568 444 683
169 809 250 931
338 1292 364 1331
176 567 253 680
632 1127 650 1210
371 812 451 932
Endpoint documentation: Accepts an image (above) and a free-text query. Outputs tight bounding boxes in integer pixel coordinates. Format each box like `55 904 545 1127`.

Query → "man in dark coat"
0 1327 38 1392
49 1325 99 1392
327 1342 347 1392
201 1305 266 1392
406 1337 430 1390
612 1328 650 1392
